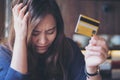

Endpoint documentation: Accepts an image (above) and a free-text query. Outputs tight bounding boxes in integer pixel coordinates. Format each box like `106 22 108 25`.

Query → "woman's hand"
84 35 109 73
12 3 29 40
10 3 29 74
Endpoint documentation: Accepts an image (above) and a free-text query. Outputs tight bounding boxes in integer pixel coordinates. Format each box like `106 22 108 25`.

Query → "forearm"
10 37 28 74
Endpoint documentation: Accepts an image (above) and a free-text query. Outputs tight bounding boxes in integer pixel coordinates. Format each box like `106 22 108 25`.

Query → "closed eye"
32 30 40 36
46 27 56 34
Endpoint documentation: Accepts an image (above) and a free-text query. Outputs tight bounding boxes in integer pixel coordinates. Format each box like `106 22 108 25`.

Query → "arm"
84 35 109 80
0 3 29 80
10 3 29 74
10 37 28 74
0 45 28 80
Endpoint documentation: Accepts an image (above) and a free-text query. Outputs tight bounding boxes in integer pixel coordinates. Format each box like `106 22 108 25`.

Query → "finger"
85 51 107 63
85 50 101 56
19 6 27 19
13 3 23 16
89 35 99 45
85 46 103 56
89 36 109 53
94 37 109 54
23 12 29 25
86 43 108 56
16 3 23 14
12 4 18 12
89 39 97 46
12 4 18 17
98 37 109 53
85 45 108 58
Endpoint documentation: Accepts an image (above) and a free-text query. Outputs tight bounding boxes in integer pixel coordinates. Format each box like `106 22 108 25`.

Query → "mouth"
36 45 48 50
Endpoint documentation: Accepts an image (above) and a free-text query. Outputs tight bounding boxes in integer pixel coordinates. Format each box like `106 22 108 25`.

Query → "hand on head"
12 3 29 39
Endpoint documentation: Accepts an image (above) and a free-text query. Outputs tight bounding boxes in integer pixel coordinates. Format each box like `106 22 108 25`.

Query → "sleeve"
68 40 87 80
0 47 28 80
5 68 28 80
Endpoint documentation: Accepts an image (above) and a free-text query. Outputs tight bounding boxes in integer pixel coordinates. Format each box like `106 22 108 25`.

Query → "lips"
36 45 48 50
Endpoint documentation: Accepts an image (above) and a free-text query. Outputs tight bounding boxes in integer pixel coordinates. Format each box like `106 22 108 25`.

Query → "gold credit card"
75 14 100 37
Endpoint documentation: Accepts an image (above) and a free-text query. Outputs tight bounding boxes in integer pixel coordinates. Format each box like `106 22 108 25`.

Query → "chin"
36 50 47 54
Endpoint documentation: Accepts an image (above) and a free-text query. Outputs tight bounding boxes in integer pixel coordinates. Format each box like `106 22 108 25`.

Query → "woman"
0 0 108 80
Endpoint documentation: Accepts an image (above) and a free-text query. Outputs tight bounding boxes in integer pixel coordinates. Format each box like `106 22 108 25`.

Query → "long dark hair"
8 0 73 80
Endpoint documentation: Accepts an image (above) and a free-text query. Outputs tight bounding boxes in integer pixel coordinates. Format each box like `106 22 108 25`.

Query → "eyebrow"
33 26 56 32
46 26 56 32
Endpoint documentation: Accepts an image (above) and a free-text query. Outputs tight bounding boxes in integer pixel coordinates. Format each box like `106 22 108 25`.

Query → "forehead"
34 14 56 30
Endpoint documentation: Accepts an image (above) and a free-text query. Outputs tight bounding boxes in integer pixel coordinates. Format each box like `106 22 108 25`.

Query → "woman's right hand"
10 4 29 74
12 3 29 40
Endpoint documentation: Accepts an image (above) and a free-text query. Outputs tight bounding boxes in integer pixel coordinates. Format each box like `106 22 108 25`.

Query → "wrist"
86 66 99 74
85 66 100 78
15 36 27 41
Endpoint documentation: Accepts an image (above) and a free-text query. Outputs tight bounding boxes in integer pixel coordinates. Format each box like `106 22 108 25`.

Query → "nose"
38 34 47 45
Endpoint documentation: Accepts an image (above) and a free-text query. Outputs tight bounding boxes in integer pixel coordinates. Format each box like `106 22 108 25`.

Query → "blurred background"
0 0 120 80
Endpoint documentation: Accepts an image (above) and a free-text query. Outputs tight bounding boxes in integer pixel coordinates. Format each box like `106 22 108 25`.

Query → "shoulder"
65 37 83 56
66 38 79 49
66 38 86 79
0 45 11 77
65 37 85 65
0 44 11 60
66 37 78 46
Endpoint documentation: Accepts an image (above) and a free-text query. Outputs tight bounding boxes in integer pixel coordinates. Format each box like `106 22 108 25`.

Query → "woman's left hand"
84 35 109 73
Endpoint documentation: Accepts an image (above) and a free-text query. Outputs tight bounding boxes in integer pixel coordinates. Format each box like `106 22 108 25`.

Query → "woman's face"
31 14 57 54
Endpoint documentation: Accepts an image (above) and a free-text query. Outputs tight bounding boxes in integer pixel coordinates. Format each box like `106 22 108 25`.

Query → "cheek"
31 36 37 45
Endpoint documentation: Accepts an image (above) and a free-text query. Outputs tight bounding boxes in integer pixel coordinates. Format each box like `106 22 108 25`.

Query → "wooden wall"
0 0 120 40
56 0 120 38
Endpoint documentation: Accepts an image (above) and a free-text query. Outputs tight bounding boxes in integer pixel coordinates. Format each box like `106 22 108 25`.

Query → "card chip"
75 14 100 37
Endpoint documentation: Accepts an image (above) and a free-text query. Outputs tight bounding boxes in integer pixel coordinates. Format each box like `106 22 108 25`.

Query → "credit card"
75 14 100 37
